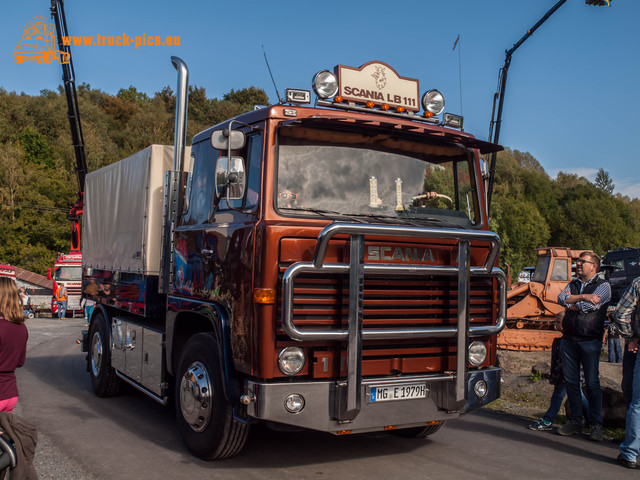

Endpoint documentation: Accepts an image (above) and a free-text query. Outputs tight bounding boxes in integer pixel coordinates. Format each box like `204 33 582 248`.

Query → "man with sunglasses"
556 251 611 441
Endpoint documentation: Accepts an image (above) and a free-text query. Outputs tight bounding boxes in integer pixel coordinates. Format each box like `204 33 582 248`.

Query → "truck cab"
82 60 506 460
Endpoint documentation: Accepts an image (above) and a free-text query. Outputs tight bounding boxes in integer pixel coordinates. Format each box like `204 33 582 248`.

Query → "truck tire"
392 422 445 438
88 313 121 397
175 333 248 460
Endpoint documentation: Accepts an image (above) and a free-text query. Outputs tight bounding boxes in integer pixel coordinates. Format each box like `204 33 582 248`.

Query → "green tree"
595 168 615 195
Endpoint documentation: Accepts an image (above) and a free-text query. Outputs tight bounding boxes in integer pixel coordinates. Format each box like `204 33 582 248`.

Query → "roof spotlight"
422 90 445 116
312 70 338 99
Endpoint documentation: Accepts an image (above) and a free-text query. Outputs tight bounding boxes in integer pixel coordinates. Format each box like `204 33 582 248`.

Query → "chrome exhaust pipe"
171 56 189 171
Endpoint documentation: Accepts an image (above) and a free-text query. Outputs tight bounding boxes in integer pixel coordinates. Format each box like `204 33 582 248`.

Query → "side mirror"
215 157 245 199
47 268 52 280
211 129 246 151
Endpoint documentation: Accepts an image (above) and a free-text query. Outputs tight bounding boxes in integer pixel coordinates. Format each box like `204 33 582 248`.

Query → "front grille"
277 265 496 377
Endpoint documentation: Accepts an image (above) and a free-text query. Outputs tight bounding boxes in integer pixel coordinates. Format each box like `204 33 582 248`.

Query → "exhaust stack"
171 56 189 171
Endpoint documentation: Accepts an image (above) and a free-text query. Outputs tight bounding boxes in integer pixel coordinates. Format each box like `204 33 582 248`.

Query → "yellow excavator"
499 247 587 351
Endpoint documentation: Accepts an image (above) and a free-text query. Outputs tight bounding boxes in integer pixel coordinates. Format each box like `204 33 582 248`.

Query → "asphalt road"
15 317 637 479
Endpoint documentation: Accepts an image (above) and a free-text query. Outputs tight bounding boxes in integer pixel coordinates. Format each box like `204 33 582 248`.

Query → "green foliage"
595 168 615 195
0 84 269 275
529 370 543 382
18 128 55 169
491 148 640 275
0 84 637 280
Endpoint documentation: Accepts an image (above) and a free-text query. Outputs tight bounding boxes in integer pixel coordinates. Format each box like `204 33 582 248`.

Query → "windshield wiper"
280 207 366 223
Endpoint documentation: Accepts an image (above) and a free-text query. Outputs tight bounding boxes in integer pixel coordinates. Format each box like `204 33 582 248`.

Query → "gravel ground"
15 317 624 477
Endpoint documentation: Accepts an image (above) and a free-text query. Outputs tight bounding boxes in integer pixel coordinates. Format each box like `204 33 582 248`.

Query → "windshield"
275 126 480 226
55 266 82 281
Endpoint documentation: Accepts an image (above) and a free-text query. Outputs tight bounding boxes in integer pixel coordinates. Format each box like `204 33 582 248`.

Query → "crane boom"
50 0 87 252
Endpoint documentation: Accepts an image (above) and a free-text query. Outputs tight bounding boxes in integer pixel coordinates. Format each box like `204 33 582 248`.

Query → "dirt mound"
489 350 624 424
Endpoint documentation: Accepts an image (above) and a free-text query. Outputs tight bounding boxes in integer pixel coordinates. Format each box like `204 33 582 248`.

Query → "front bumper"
246 368 500 434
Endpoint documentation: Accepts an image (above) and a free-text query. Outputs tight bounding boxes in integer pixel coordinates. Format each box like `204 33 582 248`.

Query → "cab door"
172 127 264 372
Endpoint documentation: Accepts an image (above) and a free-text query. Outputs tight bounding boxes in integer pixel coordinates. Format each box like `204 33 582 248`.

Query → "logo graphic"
371 65 387 90
14 16 69 65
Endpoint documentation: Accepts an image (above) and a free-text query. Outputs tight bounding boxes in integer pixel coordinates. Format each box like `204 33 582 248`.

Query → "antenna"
262 45 283 104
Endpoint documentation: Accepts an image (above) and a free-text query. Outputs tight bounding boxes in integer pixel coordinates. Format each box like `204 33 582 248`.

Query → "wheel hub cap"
179 362 212 432
91 332 103 377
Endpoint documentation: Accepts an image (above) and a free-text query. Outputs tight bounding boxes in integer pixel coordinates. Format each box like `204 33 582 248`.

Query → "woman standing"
0 277 28 412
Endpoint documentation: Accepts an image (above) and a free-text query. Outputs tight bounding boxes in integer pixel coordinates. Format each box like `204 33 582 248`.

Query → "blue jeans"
608 336 622 363
56 300 67 319
561 338 603 426
543 381 589 423
620 351 640 462
84 304 94 323
623 345 637 406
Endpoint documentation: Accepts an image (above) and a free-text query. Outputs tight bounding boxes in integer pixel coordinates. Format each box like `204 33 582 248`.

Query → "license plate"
368 383 427 403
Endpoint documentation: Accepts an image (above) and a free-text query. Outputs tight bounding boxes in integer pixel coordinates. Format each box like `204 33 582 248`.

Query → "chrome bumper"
246 368 500 434
280 223 507 422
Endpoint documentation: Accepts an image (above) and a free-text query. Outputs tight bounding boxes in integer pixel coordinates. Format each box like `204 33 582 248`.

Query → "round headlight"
468 341 487 367
313 70 338 99
474 380 488 398
278 347 305 375
284 394 305 413
421 89 445 116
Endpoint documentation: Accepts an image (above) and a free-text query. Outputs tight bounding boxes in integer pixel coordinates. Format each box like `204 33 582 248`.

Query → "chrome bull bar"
281 223 507 421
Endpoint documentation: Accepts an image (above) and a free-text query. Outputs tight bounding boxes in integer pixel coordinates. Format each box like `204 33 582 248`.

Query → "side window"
532 256 550 283
182 141 218 225
245 134 263 209
550 258 569 281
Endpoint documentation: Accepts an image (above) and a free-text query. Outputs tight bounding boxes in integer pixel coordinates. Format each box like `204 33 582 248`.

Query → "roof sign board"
336 61 420 112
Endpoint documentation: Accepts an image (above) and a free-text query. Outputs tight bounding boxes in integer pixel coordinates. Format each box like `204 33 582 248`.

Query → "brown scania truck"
81 58 506 459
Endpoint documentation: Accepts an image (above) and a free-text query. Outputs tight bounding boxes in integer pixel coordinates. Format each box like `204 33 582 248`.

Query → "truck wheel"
175 333 248 460
88 313 121 397
392 422 445 438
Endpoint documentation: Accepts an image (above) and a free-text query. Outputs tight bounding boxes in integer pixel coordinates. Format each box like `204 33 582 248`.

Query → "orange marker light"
334 95 344 103
396 106 405 113
366 101 375 108
336 430 352 435
253 288 276 304
383 425 398 430
424 111 434 118
381 104 390 111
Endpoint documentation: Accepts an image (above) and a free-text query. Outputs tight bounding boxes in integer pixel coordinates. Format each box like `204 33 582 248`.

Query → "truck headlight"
278 347 305 375
468 341 487 366
284 394 305 413
474 380 488 398
312 70 338 99
422 89 445 116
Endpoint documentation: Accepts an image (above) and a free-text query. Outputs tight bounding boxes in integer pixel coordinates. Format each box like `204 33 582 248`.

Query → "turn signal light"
336 430 352 435
425 111 434 118
253 288 276 304
384 425 398 430
334 96 344 103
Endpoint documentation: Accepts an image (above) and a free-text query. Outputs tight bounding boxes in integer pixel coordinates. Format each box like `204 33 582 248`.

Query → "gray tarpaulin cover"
83 145 190 274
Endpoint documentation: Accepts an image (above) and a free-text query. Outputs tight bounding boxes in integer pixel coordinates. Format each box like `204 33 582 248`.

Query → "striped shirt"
612 277 640 338
557 274 611 312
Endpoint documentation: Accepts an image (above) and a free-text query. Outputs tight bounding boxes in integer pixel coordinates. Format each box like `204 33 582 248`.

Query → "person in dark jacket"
0 278 28 413
529 312 589 431
556 251 610 441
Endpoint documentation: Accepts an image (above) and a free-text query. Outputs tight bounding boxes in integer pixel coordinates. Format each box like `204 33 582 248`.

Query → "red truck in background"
81 58 507 460
0 264 17 280
48 252 82 316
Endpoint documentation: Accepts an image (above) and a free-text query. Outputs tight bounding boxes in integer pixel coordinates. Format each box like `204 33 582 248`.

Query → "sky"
2 0 639 199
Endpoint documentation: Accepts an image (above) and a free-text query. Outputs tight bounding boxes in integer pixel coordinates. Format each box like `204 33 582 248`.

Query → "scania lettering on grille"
366 246 434 263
